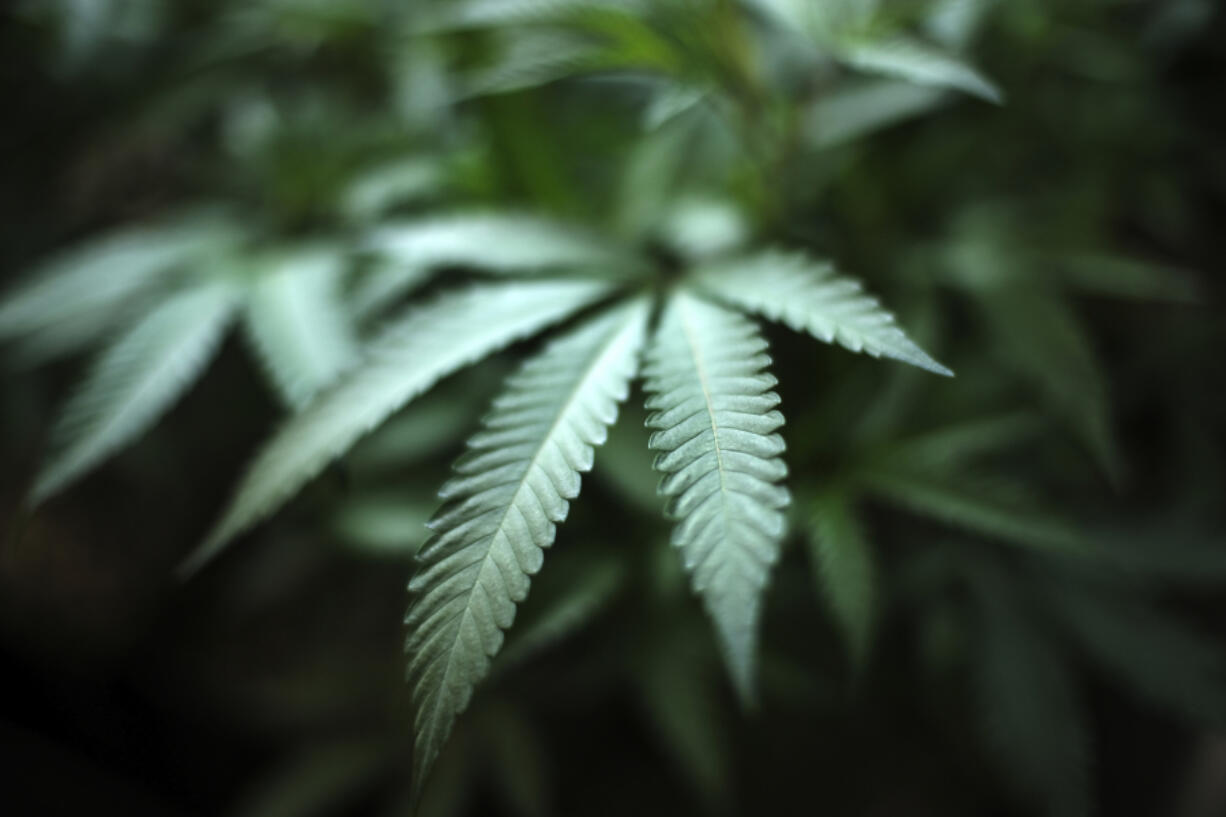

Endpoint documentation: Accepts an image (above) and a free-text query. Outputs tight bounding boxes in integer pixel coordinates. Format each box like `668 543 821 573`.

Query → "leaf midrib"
421 307 637 732
676 298 731 540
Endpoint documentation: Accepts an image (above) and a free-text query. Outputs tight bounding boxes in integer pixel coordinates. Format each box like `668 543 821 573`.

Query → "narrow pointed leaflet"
643 293 790 703
405 300 649 795
188 279 611 573
695 250 953 375
31 282 239 505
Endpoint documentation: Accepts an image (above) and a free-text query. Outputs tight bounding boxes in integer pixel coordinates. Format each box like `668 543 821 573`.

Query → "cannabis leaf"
804 79 947 149
244 246 359 409
695 251 953 375
807 490 877 668
405 300 649 795
30 281 239 505
839 36 1003 104
190 278 613 573
0 209 239 365
643 293 790 702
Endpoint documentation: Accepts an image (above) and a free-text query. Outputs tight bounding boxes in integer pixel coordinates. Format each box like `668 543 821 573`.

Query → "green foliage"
2 0 1224 815
644 294 790 702
31 280 240 505
405 301 648 795
190 279 612 572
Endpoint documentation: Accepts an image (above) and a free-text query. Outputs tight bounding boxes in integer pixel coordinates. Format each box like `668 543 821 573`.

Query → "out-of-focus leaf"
838 36 1002 103
924 0 999 49
331 492 434 556
807 490 877 668
643 82 706 130
977 287 1120 479
0 210 240 357
857 466 1088 555
245 245 360 409
804 79 947 149
1054 252 1199 302
366 212 639 276
189 279 613 572
31 281 239 505
341 157 445 222
462 29 606 97
348 262 434 322
658 197 748 261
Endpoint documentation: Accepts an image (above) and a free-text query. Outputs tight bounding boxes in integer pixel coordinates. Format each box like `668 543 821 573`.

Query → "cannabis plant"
4 0 1225 815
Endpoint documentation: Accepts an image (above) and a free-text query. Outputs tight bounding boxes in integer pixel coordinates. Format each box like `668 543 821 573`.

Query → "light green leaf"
0 209 240 357
348 262 434 322
462 29 605 97
340 157 444 223
838 36 1003 103
30 281 239 505
332 492 435 557
925 0 999 50
858 467 1088 554
366 212 636 276
643 293 790 702
745 0 877 39
188 279 612 573
694 250 952 375
804 79 947 149
642 81 706 130
808 490 876 668
404 300 649 796
245 246 360 409
423 0 645 31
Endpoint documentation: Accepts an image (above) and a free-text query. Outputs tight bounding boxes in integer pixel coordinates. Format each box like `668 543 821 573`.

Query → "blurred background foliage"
1 0 1225 815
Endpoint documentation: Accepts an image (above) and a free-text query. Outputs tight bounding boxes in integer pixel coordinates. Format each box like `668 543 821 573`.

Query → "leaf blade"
188 279 613 573
808 490 877 668
694 250 952 375
31 281 239 505
404 299 650 796
643 293 790 702
244 246 360 409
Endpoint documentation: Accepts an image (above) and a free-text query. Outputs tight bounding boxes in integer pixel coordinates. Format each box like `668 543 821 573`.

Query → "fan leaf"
404 299 649 796
695 250 952 375
188 279 612 573
643 292 790 703
30 281 239 505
